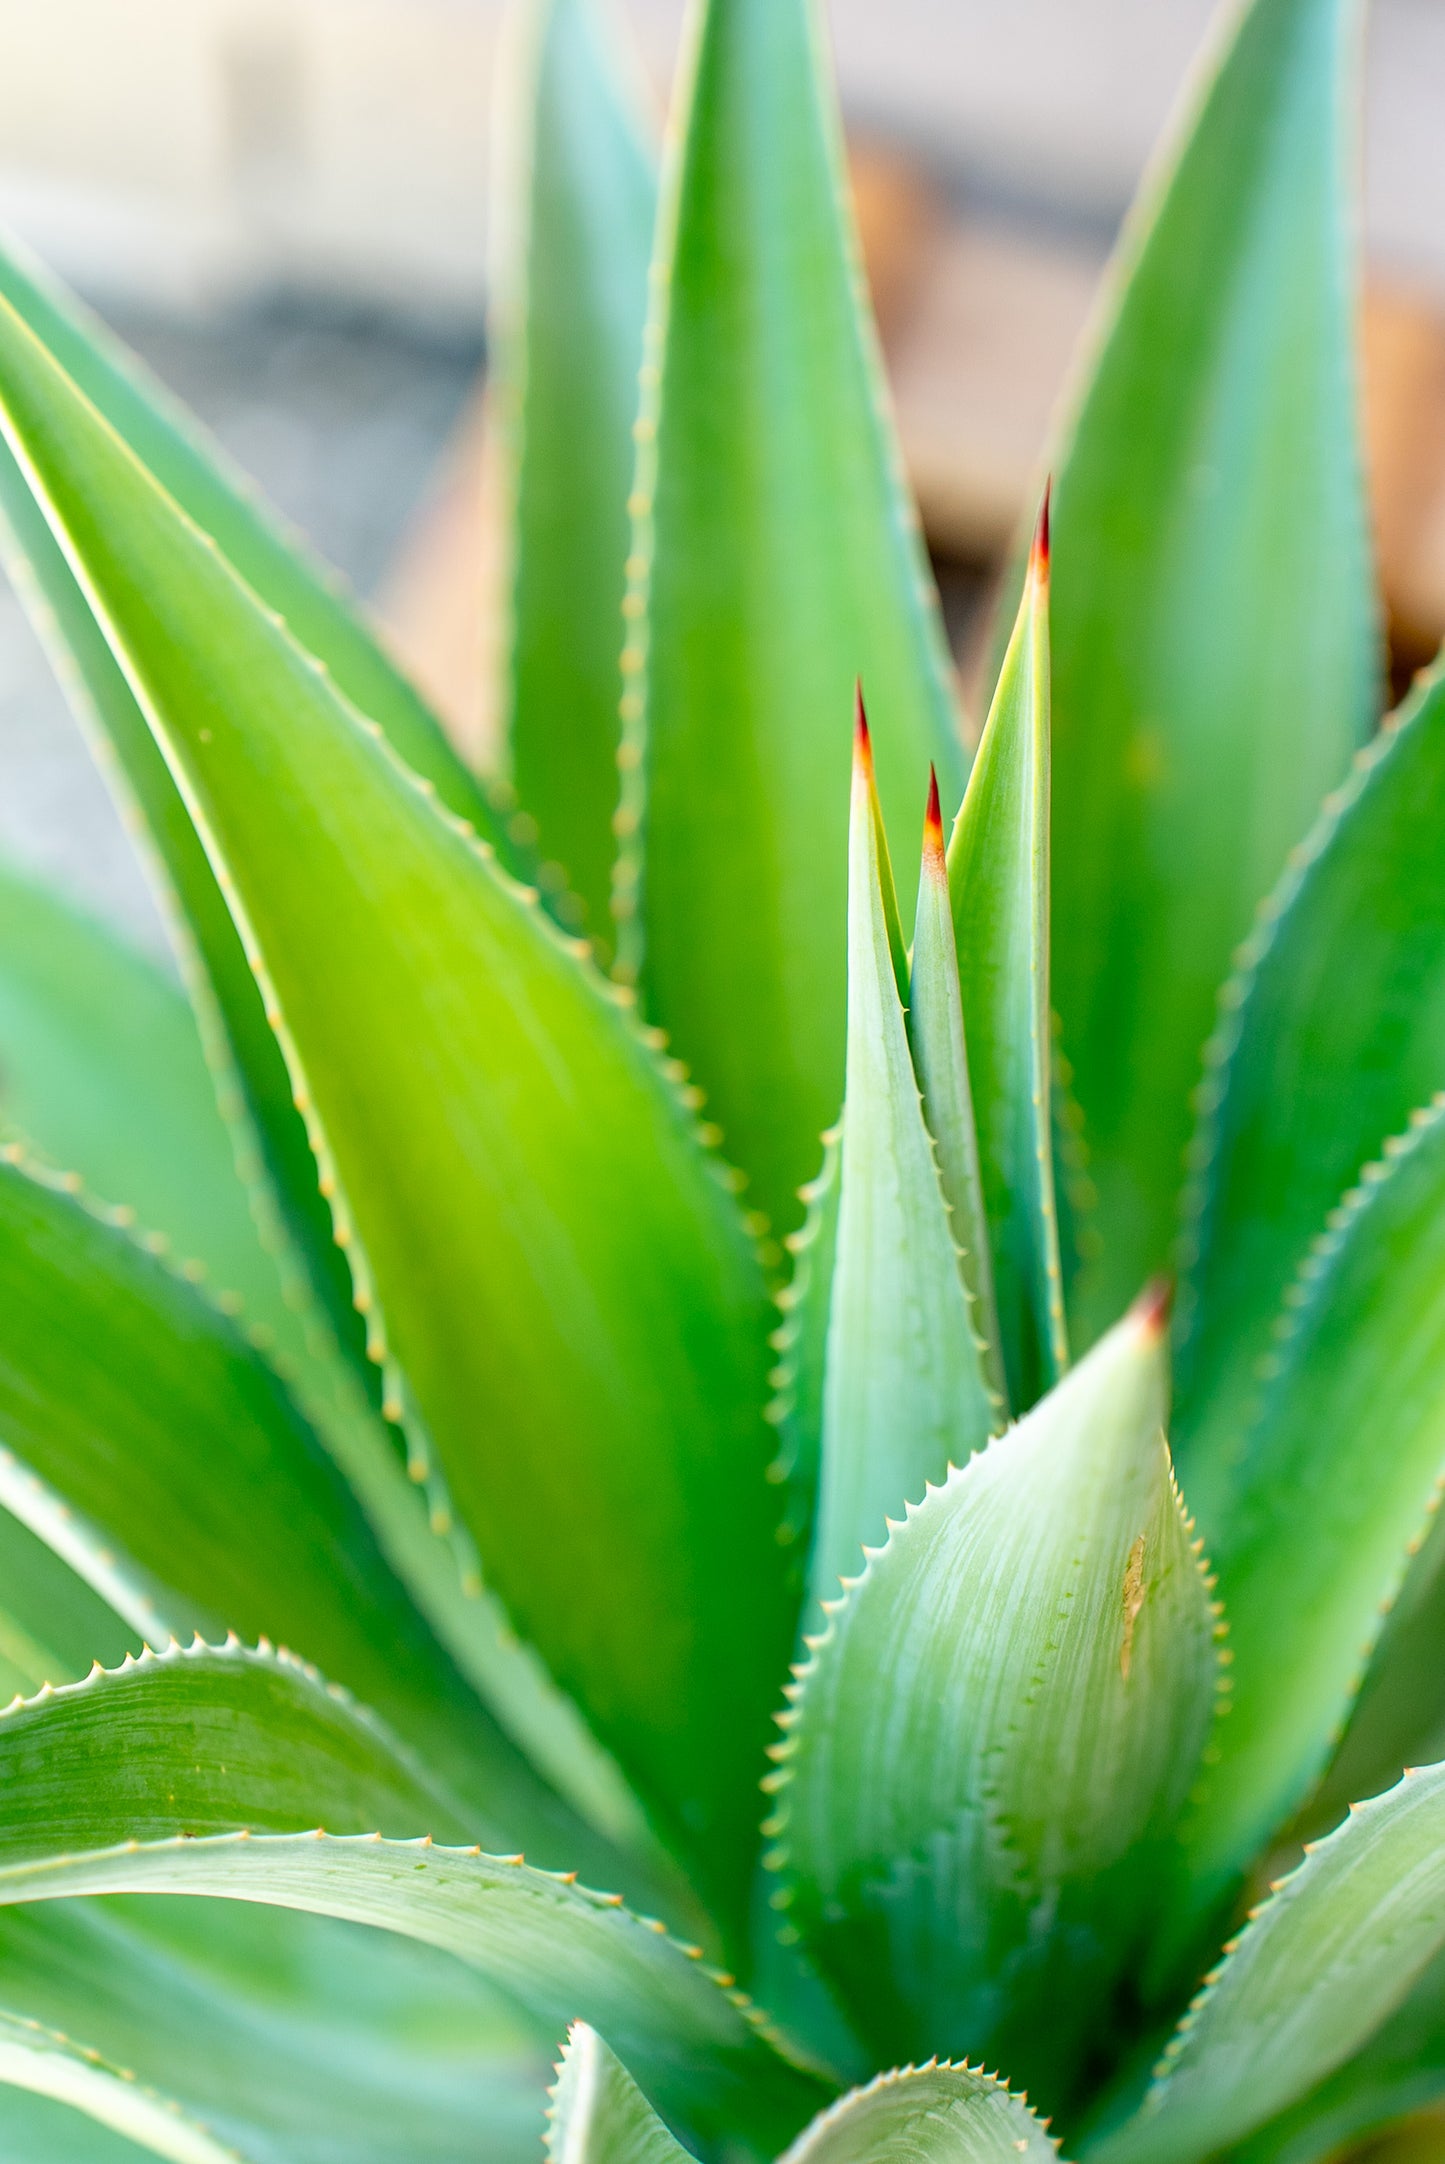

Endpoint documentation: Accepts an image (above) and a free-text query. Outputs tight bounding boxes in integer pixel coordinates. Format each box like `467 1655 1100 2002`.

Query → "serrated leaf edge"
0 2003 251 2164
776 2056 1063 2164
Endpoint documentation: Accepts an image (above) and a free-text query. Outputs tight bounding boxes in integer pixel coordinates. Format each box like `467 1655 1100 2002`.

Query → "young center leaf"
0 293 790 1932
948 497 1066 1411
774 1293 1218 2114
1173 1098 1445 1921
779 2064 1060 2164
806 708 996 1617
1044 0 1377 1337
1090 1765 1445 2164
491 0 658 941
1177 660 1445 1495
547 2022 694 2164
0 1659 829 2156
910 769 1007 1414
618 0 966 1241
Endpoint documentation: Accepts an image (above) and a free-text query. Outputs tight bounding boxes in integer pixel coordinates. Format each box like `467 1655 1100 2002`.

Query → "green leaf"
947 507 1065 1410
0 1153 588 1862
0 2010 241 2164
618 0 966 1242
806 718 996 1614
0 859 312 1364
0 230 510 851
0 1663 828 2154
1226 1939 1445 2164
910 770 1007 1413
1088 1765 1445 2164
1177 660 1445 1492
1045 0 1377 1338
1318 1511 1445 1832
768 1126 842 1563
0 1503 137 1704
0 293 790 1929
0 853 646 1870
492 0 658 943
1172 1097 1445 1917
773 1296 1217 2113
546 2023 693 2164
778 2064 1060 2164
0 1897 553 2164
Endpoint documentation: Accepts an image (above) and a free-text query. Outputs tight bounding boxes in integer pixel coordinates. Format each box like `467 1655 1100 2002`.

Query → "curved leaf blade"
778 2064 1060 2164
0 1153 587 1862
0 1502 137 1704
775 1296 1217 2112
493 0 658 941
1176 1098 1445 1912
0 1897 553 2164
1046 0 1377 1336
947 504 1065 1409
0 1667 828 2152
0 295 789 1925
619 0 966 1241
1177 661 1445 1493
546 2023 692 2164
0 2011 241 2164
1090 1766 1445 2164
808 716 996 1613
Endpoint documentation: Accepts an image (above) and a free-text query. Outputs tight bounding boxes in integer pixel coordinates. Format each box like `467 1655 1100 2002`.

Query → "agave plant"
0 0 1441 2158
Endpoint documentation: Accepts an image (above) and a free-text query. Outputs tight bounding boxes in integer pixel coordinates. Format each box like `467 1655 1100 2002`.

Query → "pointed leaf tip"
1132 1276 1174 1341
1030 480 1051 582
853 681 873 773
923 765 946 870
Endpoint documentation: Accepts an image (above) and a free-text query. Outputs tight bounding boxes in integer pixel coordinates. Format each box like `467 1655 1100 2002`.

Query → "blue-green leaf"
948 506 1065 1410
491 0 657 941
546 2023 693 2164
1174 1097 1445 1918
618 0 966 1242
807 716 995 1614
1045 0 1377 1338
0 1660 828 2154
774 1295 1217 2112
778 2064 1060 2164
1091 1766 1445 2164
1177 660 1445 1491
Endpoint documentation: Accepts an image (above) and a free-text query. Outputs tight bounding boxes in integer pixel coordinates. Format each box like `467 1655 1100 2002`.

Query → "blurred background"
0 0 1442 955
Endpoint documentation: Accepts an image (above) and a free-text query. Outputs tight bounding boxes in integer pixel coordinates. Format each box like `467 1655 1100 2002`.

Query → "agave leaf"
1089 1766 1445 2164
0 294 789 1928
807 713 996 1615
0 857 652 1864
547 2022 693 2164
492 0 657 943
1172 1098 1445 1919
910 770 1007 1412
0 1504 138 1703
1223 1941 1445 2164
1043 0 1377 1338
0 1667 828 2152
0 2011 241 2164
778 2064 1061 2164
1319 1512 1445 1832
0 446 366 1391
0 1152 599 1863
775 1295 1217 2111
618 0 966 1242
947 503 1065 1410
0 1898 553 2164
0 230 510 850
769 1126 842 1562
0 862 306 1363
1177 660 1445 1495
